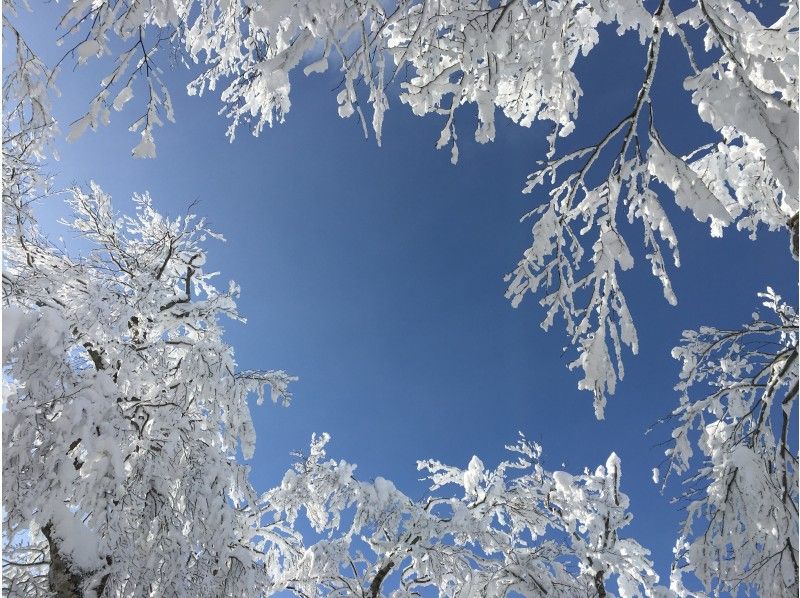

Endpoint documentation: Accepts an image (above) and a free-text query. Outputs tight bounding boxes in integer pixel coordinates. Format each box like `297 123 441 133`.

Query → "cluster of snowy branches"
35 0 798 415
2 182 298 596
2 2 57 243
661 288 798 595
2 0 798 596
268 433 663 597
2 182 795 596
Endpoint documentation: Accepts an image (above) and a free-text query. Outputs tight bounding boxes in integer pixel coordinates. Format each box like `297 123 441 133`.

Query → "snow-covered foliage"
2 183 299 597
268 433 661 597
660 288 798 596
3 1 797 596
23 0 797 415
2 3 58 238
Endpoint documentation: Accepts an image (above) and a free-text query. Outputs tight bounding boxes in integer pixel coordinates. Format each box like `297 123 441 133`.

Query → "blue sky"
16 3 795 587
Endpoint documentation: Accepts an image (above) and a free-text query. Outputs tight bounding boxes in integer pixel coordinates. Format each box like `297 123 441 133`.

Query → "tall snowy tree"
2 179 299 595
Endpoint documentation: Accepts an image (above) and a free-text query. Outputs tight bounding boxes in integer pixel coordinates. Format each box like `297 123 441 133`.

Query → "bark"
593 569 607 598
41 523 111 598
368 560 395 598
41 523 83 598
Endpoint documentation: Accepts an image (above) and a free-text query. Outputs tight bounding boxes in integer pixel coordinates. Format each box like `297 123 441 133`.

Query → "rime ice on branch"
3 1 798 596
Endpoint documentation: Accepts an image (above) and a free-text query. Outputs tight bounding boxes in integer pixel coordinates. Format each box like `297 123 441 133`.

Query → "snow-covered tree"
25 0 797 415
2 3 58 243
658 287 798 596
3 1 797 596
2 181 300 596
267 433 661 597
1 182 665 596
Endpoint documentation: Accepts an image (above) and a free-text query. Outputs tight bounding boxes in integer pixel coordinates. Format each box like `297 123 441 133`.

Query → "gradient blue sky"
16 2 795 587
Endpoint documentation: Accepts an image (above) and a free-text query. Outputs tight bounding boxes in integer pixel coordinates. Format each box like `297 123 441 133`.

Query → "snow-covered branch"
659 288 798 596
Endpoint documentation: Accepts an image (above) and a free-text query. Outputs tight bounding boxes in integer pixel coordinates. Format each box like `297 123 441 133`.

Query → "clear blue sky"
17 2 794 587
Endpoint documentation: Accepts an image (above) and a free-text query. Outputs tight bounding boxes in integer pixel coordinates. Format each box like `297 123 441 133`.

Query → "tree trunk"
369 560 394 598
41 523 83 598
593 570 607 598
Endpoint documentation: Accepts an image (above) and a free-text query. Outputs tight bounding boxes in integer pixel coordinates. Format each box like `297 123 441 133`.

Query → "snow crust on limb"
658 288 799 596
267 432 665 597
2 182 298 597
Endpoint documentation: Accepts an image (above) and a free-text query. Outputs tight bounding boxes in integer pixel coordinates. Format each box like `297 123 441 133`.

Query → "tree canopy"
2 0 797 596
